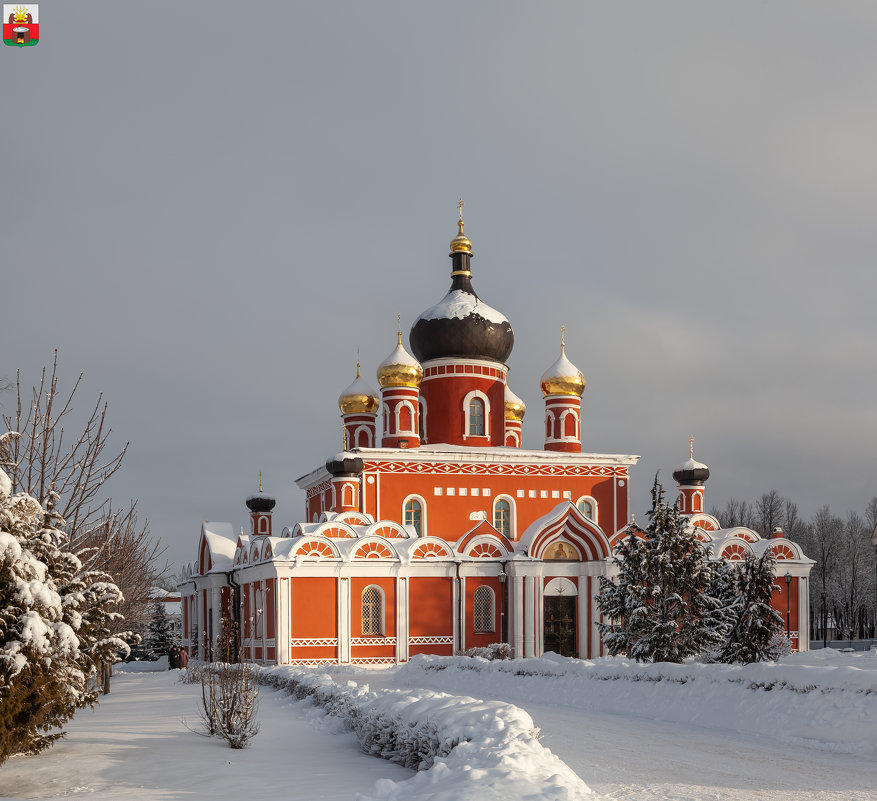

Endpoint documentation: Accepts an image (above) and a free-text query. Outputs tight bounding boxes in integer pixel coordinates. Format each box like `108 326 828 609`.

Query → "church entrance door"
543 595 576 657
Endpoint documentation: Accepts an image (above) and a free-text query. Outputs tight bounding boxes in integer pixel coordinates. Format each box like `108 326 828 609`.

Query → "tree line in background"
0 354 167 763
710 490 877 642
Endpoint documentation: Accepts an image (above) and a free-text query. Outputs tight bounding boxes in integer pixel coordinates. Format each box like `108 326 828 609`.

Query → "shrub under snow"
251 664 593 800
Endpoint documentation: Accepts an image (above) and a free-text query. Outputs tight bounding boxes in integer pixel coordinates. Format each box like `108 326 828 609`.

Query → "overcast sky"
3 2 875 573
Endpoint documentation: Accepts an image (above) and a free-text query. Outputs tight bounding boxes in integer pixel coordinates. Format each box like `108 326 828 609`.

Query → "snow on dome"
504 384 526 421
376 338 423 389
416 289 509 326
540 349 585 397
672 456 710 485
674 457 709 472
338 372 380 415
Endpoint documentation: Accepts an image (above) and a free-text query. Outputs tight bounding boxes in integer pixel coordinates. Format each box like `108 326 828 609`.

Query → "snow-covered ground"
0 650 874 801
0 661 412 801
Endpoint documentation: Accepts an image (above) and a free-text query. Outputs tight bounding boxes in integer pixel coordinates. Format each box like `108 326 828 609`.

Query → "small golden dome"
504 383 526 421
377 330 423 389
449 199 472 254
540 329 585 397
338 363 380 414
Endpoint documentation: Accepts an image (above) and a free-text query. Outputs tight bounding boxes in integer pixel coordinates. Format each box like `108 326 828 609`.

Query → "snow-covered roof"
414 289 509 325
201 522 237 573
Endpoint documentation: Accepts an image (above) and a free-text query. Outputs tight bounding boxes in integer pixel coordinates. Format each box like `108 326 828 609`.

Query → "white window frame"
473 585 495 633
559 408 580 441
575 495 597 522
403 494 426 536
361 584 385 636
394 400 417 434
463 390 491 440
493 494 516 539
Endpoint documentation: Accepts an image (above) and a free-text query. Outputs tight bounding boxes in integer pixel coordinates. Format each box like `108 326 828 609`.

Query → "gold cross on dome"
397 313 402 345
689 435 695 459
457 198 464 220
561 324 566 352
259 471 262 492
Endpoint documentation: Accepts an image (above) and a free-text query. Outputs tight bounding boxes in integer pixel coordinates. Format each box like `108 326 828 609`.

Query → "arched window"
361 586 383 636
404 497 423 535
463 390 490 439
494 498 511 537
469 397 485 436
473 586 495 633
576 497 595 520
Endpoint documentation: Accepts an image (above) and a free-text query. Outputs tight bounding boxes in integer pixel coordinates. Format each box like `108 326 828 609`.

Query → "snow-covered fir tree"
716 549 785 664
0 433 129 764
145 601 176 659
597 477 725 663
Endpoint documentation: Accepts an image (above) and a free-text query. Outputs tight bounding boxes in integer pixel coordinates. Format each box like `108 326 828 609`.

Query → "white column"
211 587 222 658
798 575 810 652
452 573 460 654
524 575 535 658
512 575 524 658
396 576 409 663
277 578 289 664
590 573 602 658
338 576 350 664
577 574 589 660
459 575 467 653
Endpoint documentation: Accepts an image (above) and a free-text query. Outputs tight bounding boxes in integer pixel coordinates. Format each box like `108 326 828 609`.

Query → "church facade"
179 210 813 665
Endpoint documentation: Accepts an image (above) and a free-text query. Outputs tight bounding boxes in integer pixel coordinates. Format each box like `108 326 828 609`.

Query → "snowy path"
339 664 877 801
0 668 412 801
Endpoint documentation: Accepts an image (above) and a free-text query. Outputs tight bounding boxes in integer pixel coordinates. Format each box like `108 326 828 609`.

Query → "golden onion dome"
338 363 380 414
540 329 585 397
377 331 424 389
449 200 472 254
504 383 526 421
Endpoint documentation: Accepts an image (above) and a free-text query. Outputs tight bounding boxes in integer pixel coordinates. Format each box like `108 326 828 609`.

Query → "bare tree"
831 513 870 639
1 352 164 640
866 496 877 533
713 498 758 530
800 506 843 644
783 499 804 540
754 490 785 537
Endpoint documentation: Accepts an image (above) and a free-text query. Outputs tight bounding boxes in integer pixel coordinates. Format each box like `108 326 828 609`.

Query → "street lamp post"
871 523 877 644
821 590 828 649
784 572 792 640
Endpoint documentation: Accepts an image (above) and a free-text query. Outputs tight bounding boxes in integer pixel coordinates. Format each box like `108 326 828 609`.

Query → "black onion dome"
409 223 514 364
326 455 364 477
246 494 276 513
672 458 711 486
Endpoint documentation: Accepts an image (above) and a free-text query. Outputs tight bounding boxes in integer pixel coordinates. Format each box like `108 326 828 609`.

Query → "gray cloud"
3 2 875 570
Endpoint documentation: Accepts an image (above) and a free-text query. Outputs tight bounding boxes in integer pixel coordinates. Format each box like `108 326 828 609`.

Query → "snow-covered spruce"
250 665 593 800
598 477 728 662
0 448 128 763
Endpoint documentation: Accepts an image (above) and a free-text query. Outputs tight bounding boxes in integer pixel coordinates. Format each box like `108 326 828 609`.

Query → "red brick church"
179 208 813 665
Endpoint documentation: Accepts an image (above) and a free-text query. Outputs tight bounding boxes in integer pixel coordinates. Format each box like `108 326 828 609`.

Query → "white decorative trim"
350 657 397 665
288 658 337 666
290 638 338 647
408 635 454 645
351 636 397 646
